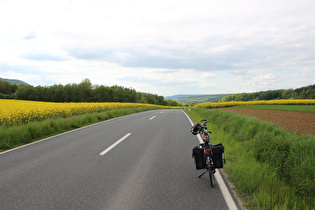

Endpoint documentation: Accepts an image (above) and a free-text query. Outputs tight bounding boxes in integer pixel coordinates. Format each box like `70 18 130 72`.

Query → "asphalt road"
0 109 235 210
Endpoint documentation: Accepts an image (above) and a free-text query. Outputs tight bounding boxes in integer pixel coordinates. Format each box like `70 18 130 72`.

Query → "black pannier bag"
191 123 202 135
212 143 225 168
192 146 206 170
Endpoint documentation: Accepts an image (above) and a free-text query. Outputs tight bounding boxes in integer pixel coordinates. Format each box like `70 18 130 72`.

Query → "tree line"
220 84 315 102
0 78 181 106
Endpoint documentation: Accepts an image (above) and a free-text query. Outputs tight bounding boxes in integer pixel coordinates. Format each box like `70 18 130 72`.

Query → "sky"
0 0 314 96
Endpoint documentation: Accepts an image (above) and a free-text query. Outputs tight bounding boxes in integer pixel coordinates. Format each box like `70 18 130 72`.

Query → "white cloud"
23 31 37 40
0 0 314 95
201 73 215 79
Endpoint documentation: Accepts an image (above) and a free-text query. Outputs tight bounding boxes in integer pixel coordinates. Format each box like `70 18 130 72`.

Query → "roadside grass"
0 107 160 152
235 105 315 113
185 108 314 209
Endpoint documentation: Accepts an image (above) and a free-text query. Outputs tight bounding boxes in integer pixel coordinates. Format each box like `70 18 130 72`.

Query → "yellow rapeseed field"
194 99 315 108
0 99 160 126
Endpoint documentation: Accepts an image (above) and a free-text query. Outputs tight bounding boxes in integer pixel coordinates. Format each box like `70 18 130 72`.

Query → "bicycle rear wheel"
209 167 214 187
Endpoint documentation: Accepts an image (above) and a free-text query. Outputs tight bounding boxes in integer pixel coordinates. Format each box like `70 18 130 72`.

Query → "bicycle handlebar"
203 130 211 135
200 119 208 131
190 119 211 135
201 119 208 125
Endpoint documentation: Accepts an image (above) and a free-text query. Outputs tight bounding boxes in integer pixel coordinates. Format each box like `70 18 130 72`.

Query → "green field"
237 105 315 113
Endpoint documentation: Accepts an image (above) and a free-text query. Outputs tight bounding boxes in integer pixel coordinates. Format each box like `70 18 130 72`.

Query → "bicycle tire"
209 167 214 187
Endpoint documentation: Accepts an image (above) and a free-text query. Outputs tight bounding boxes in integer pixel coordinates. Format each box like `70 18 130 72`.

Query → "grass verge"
0 107 160 152
185 108 314 209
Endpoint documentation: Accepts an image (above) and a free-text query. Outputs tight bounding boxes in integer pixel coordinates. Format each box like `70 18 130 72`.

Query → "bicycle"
191 119 225 187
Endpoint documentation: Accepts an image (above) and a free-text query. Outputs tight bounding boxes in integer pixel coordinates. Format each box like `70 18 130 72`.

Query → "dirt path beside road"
219 107 315 136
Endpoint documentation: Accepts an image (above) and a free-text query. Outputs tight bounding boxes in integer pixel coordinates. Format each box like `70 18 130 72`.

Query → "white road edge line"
100 133 131 156
182 111 238 210
215 170 238 210
149 116 156 120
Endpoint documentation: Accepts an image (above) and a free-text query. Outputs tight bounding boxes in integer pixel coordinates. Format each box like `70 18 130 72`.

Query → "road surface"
0 110 237 209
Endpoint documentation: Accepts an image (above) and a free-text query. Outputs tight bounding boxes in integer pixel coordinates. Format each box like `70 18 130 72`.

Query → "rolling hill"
165 94 230 104
0 78 30 85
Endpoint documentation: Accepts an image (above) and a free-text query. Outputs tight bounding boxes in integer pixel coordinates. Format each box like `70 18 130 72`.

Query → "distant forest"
220 84 315 102
1 78 314 105
0 78 180 106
